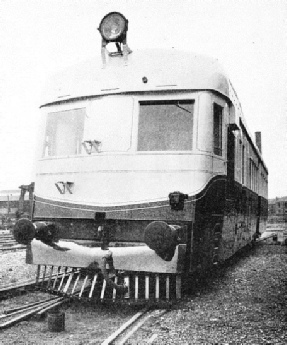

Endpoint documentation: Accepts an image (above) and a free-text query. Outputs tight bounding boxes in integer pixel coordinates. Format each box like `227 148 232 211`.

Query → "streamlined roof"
41 48 230 106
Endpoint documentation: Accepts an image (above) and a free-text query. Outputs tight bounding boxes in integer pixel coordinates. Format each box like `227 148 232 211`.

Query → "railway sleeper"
35 265 181 305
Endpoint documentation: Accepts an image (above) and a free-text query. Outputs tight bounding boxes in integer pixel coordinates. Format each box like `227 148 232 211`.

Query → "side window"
213 103 223 156
242 144 245 184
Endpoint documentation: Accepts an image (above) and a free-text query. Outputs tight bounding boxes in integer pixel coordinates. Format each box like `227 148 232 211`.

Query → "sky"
0 0 286 198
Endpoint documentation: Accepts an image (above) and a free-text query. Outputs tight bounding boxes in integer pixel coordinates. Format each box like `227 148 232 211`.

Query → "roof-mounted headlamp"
98 12 132 61
99 12 128 43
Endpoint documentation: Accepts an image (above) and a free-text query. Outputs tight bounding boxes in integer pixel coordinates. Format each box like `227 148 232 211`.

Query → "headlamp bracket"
98 12 132 64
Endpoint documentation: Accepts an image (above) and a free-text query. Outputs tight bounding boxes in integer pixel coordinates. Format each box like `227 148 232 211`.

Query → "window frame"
43 107 86 158
213 103 223 156
135 94 197 153
40 94 198 159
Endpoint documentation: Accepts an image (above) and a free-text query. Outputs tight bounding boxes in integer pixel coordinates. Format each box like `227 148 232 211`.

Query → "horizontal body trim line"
36 169 213 175
35 196 175 213
38 152 221 160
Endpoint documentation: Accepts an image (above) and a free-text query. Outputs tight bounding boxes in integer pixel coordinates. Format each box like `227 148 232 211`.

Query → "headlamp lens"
99 12 127 41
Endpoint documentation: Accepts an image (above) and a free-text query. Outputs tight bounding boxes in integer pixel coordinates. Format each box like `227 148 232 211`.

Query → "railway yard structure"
267 196 287 244
0 184 33 228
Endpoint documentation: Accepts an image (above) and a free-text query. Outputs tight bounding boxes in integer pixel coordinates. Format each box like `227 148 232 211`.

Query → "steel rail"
100 307 150 345
3 296 61 315
0 269 72 294
114 309 168 345
0 298 64 330
0 297 63 321
114 312 155 345
0 289 82 330
0 279 37 299
0 246 26 252
99 307 167 345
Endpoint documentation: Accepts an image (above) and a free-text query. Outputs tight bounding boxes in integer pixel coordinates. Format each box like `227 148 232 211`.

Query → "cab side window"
213 103 223 156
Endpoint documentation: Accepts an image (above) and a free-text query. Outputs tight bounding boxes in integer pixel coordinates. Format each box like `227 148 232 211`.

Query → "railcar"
14 12 268 302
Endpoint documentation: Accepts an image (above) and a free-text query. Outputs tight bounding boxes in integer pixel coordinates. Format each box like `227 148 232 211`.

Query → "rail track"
0 274 82 330
0 245 26 252
0 277 158 344
0 279 167 344
100 307 168 345
0 265 171 341
0 240 280 344
0 232 26 252
0 279 36 300
0 294 68 330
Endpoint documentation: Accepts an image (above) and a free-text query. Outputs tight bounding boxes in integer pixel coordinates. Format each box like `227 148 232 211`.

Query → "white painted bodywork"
34 49 266 208
41 49 229 105
29 239 185 273
35 91 228 206
35 154 221 206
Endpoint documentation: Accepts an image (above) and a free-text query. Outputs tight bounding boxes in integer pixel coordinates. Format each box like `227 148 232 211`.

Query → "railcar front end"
13 12 268 303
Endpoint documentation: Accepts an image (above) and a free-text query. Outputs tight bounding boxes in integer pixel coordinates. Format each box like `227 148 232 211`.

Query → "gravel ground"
0 251 37 287
0 243 286 344
129 243 287 344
